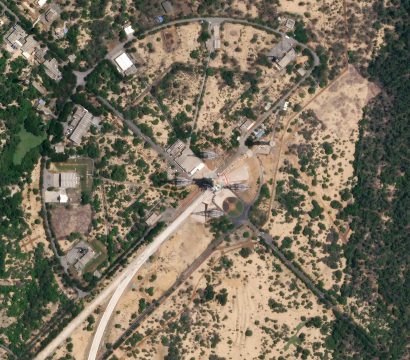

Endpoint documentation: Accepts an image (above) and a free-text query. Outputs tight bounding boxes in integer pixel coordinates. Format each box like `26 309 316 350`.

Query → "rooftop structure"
66 241 96 274
4 25 42 59
162 0 174 14
285 18 296 30
145 212 161 226
60 172 80 189
297 67 307 76
267 37 293 60
167 140 205 177
239 119 255 132
124 25 134 36
277 48 296 69
45 8 58 23
43 58 62 81
68 106 99 145
44 189 68 203
113 52 137 76
21 35 38 58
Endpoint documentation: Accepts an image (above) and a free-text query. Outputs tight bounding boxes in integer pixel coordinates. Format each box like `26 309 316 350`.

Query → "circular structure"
222 197 244 217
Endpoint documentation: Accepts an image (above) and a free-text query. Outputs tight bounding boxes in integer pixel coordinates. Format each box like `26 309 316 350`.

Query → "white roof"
59 194 68 203
38 0 47 7
124 25 134 35
115 53 133 72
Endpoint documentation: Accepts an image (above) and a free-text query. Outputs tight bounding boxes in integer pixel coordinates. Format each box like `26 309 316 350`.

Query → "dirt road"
35 190 211 360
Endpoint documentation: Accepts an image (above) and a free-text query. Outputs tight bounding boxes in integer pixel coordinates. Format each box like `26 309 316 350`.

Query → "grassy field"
284 321 306 351
13 128 45 165
54 157 94 191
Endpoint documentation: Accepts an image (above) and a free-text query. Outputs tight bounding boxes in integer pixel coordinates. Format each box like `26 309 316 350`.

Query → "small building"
53 143 65 153
283 101 289 111
264 102 272 111
43 58 62 81
285 18 296 30
297 67 307 77
44 7 58 23
145 212 161 226
162 0 174 14
166 139 186 157
113 52 137 76
38 0 47 7
277 48 296 69
253 125 266 139
123 25 134 36
66 241 96 275
267 37 296 69
239 119 254 132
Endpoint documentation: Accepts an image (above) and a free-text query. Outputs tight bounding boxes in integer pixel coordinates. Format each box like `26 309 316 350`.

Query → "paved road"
97 96 189 177
99 232 227 359
105 17 319 66
36 190 211 360
86 190 211 360
35 15 320 360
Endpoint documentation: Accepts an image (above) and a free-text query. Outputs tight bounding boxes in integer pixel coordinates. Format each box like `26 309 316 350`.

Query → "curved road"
36 16 320 360
35 190 211 360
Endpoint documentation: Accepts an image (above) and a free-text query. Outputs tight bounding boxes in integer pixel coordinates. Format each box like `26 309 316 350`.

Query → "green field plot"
54 157 94 191
13 128 45 165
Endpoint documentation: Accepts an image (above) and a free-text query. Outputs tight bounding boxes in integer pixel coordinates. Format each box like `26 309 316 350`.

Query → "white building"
114 52 137 75
124 25 134 36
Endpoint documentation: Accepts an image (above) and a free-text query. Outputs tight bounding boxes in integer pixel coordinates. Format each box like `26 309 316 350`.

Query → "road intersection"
35 16 320 360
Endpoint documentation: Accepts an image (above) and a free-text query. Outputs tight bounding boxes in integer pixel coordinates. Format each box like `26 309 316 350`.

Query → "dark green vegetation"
332 1 410 358
0 56 46 185
12 128 46 165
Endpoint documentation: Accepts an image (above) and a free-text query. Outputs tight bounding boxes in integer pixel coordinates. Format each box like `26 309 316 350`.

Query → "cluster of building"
44 169 80 204
167 140 205 177
4 24 62 81
65 105 100 145
267 37 296 70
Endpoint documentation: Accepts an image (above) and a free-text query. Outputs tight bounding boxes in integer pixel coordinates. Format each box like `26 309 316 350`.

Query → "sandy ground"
267 65 380 290
52 216 214 360
112 238 334 359
20 160 51 255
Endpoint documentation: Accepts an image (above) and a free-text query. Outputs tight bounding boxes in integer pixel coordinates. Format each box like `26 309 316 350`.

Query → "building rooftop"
68 106 99 145
162 0 174 14
124 25 134 36
60 172 80 189
43 58 62 81
115 52 134 72
66 241 96 274
175 147 205 176
277 48 296 68
5 25 28 49
267 37 293 60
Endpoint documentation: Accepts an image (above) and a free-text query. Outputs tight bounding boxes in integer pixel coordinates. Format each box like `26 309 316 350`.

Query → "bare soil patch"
50 205 92 240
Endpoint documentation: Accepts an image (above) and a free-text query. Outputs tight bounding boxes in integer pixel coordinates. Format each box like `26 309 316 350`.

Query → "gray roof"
267 38 293 60
5 25 27 48
43 58 62 81
277 48 296 68
162 1 174 13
